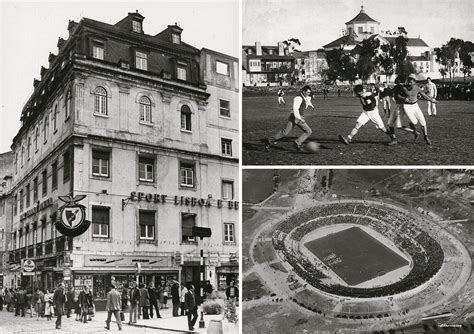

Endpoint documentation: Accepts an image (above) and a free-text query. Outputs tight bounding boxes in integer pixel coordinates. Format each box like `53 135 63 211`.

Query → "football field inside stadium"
304 226 409 286
242 92 474 165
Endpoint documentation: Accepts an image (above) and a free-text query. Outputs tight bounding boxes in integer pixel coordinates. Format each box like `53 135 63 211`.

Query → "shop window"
92 206 110 238
180 105 192 131
181 213 196 242
92 150 110 178
139 210 155 240
219 99 230 117
179 162 195 188
138 157 154 182
224 223 235 243
222 180 234 200
221 138 232 157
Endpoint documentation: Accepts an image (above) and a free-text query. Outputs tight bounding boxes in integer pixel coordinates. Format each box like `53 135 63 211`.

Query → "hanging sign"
56 194 91 237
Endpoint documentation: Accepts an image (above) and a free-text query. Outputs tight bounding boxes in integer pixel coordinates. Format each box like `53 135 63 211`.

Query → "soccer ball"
306 141 320 152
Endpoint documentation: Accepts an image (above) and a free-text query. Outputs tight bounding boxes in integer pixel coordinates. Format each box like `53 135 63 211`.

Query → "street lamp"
192 226 212 329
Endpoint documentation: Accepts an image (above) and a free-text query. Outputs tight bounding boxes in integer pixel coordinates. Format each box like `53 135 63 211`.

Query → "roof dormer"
115 10 145 34
155 23 183 45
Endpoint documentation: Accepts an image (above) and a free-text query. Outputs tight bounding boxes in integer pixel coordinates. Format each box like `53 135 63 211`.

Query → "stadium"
243 170 473 332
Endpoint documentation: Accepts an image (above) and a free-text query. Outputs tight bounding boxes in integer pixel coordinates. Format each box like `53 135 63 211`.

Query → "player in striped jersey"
338 85 395 145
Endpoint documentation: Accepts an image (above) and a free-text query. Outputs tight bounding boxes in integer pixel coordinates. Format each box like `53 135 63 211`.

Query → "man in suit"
105 283 122 331
53 283 66 329
128 282 140 325
184 284 198 330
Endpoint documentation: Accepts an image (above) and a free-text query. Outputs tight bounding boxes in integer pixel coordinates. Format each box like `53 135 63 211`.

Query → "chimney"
40 66 48 79
278 42 284 56
67 20 78 37
48 53 57 67
255 42 262 56
57 37 66 50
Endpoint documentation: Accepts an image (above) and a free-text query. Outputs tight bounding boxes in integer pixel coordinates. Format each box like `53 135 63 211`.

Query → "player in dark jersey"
338 85 395 145
266 85 315 152
379 82 392 117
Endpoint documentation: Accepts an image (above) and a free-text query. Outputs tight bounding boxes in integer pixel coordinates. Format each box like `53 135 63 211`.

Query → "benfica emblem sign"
56 194 91 237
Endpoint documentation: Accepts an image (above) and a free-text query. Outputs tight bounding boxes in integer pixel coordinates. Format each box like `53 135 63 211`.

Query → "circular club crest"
23 259 36 272
56 194 91 237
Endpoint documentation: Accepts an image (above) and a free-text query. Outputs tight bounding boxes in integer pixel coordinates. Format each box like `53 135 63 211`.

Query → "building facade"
7 12 238 309
242 42 295 85
0 151 14 289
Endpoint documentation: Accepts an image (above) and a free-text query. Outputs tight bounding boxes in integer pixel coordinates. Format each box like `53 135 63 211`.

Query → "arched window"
53 105 58 131
94 86 107 115
65 89 72 120
139 96 152 123
180 105 192 131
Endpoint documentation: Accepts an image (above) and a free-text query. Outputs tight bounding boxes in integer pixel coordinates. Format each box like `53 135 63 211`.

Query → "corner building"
8 12 238 308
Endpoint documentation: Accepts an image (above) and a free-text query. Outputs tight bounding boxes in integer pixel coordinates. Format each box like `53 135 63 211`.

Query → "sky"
0 0 239 153
243 0 474 49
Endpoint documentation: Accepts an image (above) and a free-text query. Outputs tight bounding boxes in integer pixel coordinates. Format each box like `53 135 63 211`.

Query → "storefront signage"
20 197 53 220
84 255 171 267
63 268 72 280
22 259 36 272
129 192 239 210
56 194 91 237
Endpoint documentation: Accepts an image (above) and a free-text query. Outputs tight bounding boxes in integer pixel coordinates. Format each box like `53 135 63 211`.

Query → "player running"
338 84 396 145
265 85 315 152
277 88 286 105
398 74 437 145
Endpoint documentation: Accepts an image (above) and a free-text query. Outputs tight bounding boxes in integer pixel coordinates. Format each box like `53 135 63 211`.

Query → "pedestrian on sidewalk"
171 281 180 316
105 283 122 331
162 283 169 309
185 284 198 331
147 282 161 318
65 286 76 318
16 288 27 317
156 283 163 309
138 283 150 319
121 282 130 315
225 281 239 301
128 282 140 325
44 290 53 321
180 283 188 316
26 288 34 317
53 282 66 329
5 288 12 312
0 287 3 311
78 285 93 323
33 288 45 320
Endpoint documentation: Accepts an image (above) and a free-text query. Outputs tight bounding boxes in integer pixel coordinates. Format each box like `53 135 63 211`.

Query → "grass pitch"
242 92 474 165
304 226 409 286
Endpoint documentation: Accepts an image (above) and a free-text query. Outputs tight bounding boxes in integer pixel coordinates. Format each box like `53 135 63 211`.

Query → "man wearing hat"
400 74 437 145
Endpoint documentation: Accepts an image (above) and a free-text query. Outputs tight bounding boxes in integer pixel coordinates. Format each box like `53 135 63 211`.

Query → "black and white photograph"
242 169 473 333
0 1 239 333
242 0 474 165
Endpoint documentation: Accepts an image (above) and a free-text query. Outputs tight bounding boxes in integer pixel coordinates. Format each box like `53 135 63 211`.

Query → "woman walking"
33 288 45 320
43 290 53 321
78 286 93 323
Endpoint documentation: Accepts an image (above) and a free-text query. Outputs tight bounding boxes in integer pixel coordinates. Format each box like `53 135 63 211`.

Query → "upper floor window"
92 150 110 178
358 26 363 33
370 26 374 34
222 180 234 200
136 51 147 71
139 210 155 240
33 178 38 202
139 96 152 123
92 43 104 60
179 162 195 188
268 49 274 55
172 33 180 44
43 115 49 143
21 146 24 167
138 157 154 182
65 89 72 120
26 184 30 208
177 66 186 80
92 206 110 238
52 105 58 131
219 99 230 117
27 137 31 160
216 61 229 75
52 160 58 190
132 20 142 33
180 105 192 131
63 151 71 182
224 223 235 243
221 138 233 157
181 213 196 243
42 169 48 197
34 127 39 151
94 87 108 116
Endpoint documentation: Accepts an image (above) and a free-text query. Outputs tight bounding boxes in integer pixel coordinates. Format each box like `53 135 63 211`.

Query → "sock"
349 128 358 139
421 126 428 137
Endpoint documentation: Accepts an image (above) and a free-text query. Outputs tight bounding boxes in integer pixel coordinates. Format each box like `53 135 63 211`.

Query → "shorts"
403 103 426 127
356 109 385 129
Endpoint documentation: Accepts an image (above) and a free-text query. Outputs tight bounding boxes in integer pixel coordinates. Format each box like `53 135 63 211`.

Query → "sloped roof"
323 34 357 49
385 37 429 47
346 6 379 24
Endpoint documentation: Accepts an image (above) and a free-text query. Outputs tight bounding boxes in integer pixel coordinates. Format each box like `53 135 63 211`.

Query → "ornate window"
139 96 152 123
94 87 107 115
